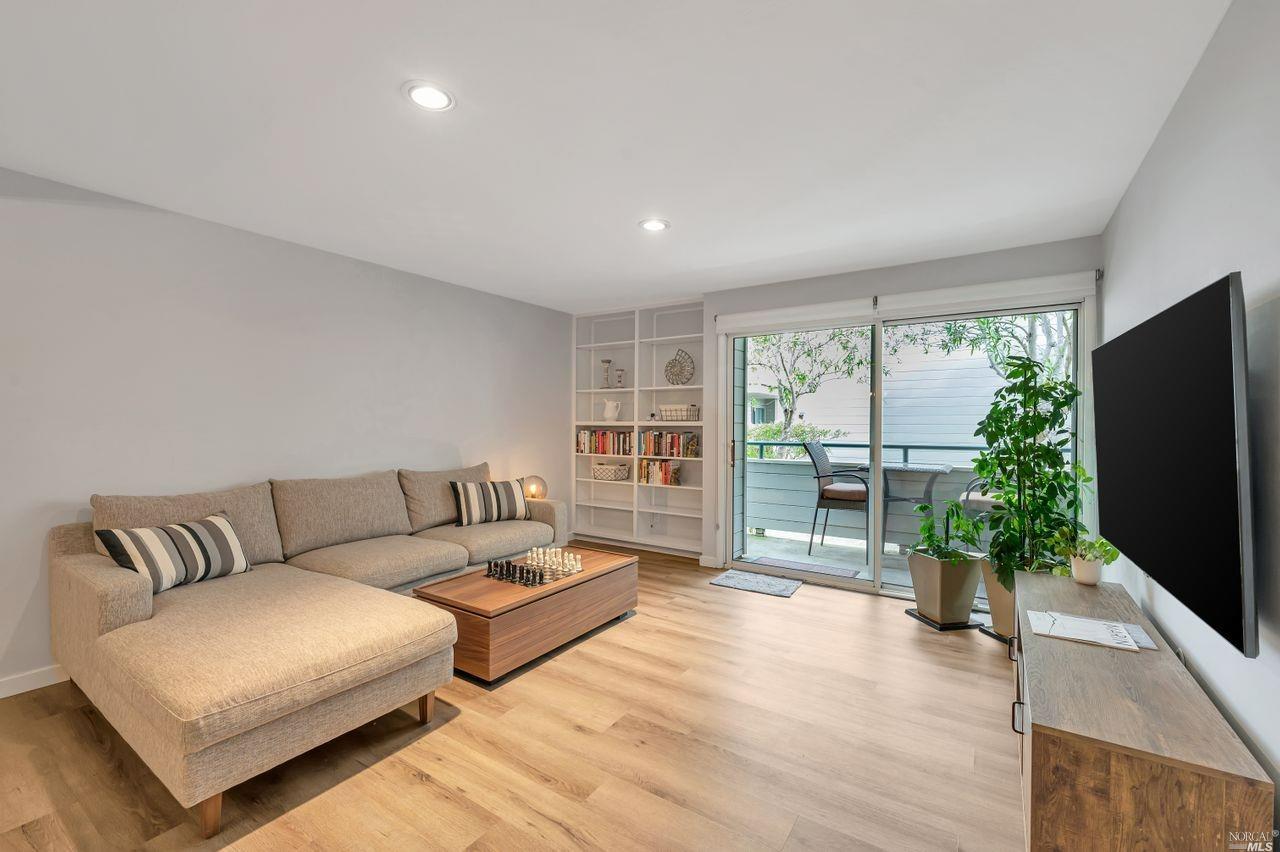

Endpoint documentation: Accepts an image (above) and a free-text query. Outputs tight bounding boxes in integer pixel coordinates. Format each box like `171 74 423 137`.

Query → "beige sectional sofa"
48 464 565 837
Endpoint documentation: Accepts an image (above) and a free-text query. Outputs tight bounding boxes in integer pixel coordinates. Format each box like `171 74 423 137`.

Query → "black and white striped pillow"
449 479 529 526
96 513 250 594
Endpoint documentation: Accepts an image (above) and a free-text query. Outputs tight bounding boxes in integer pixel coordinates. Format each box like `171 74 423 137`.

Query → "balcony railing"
745 440 986 466
741 441 993 567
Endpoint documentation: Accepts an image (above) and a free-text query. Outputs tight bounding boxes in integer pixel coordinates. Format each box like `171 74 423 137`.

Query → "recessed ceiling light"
403 81 454 111
639 218 670 232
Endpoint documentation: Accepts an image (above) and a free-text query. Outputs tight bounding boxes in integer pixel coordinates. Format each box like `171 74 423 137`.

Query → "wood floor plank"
0 545 1023 849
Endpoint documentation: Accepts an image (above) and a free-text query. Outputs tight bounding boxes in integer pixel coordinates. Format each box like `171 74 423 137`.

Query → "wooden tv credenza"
1014 572 1273 850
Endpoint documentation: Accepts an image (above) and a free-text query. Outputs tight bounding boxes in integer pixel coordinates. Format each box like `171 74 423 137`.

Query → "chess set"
485 547 584 587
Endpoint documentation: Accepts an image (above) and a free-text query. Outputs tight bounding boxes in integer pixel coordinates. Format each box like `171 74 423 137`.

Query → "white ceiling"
0 1 1229 313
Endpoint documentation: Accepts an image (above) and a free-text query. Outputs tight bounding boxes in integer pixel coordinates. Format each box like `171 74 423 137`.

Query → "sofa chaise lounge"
48 464 565 837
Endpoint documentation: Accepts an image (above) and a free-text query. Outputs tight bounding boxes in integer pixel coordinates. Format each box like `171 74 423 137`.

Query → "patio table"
846 461 955 508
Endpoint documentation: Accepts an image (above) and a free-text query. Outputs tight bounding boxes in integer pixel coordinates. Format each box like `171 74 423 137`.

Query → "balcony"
741 440 990 592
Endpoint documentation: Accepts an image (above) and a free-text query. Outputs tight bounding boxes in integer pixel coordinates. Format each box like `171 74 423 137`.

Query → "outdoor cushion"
822 482 868 501
271 471 412 559
92 481 283 565
287 535 468 589
415 519 553 564
92 563 457 753
399 463 490 532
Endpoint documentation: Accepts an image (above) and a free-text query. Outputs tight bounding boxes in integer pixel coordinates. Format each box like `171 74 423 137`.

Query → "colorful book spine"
638 431 700 458
576 430 633 455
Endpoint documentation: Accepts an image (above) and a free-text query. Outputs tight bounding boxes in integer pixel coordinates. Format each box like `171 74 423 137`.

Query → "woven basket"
591 462 631 481
658 404 700 422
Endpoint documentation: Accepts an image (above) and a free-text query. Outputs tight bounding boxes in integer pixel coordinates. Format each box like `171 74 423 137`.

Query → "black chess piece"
538 568 546 585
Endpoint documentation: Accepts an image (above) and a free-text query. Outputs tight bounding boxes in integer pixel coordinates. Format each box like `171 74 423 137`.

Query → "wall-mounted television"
1091 272 1257 657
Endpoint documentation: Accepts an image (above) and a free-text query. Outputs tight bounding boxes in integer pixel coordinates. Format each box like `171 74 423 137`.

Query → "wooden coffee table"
412 546 638 681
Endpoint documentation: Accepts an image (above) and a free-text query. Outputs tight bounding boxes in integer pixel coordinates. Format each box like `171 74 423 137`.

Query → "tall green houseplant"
973 356 1083 591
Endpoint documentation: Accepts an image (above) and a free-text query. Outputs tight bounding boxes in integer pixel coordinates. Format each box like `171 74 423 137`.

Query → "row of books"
638 430 701 458
576 429 633 456
638 460 682 486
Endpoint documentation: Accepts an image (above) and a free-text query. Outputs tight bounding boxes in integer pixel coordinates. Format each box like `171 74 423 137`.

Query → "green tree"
913 313 1074 380
747 328 874 435
745 421 847 460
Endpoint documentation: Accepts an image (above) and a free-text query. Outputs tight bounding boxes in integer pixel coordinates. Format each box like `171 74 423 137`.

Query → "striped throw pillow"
449 479 529 526
96 513 250 594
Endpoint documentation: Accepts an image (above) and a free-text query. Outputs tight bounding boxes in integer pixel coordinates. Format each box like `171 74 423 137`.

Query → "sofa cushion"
271 471 412 559
92 481 283 565
93 564 456 753
415 520 553 564
399 463 490 532
450 479 529 526
97 513 250 594
287 535 468 589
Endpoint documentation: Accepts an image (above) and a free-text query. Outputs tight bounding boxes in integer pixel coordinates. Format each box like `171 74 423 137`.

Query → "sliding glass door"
731 324 879 590
728 308 1077 602
879 310 1076 602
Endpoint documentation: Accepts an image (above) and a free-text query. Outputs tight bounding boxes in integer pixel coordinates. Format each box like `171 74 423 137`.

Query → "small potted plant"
908 501 985 628
1051 527 1119 586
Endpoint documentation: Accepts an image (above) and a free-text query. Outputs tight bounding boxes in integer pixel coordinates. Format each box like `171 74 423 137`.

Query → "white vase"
1071 556 1102 586
601 400 622 422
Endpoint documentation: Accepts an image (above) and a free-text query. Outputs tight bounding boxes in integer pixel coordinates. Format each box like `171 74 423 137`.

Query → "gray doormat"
746 556 862 579
710 569 802 598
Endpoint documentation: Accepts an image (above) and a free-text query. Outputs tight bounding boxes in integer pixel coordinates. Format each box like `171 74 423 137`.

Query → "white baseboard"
0 663 68 699
700 555 724 569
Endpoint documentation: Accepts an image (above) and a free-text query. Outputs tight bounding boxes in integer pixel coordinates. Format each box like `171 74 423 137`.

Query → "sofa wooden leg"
198 792 222 838
418 692 436 725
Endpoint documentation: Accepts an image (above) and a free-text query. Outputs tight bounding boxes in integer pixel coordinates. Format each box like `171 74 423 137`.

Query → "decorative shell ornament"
663 348 695 385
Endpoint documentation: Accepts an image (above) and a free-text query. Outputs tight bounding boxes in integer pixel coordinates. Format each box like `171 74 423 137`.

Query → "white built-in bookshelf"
571 302 704 554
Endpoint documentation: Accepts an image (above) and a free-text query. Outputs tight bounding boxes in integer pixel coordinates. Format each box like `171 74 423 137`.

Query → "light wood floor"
0 546 1024 850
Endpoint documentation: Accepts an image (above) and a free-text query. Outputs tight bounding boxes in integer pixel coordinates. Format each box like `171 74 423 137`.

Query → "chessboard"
486 547 583 587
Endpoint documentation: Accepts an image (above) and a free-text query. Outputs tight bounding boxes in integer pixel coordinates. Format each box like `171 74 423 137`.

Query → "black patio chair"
803 441 870 563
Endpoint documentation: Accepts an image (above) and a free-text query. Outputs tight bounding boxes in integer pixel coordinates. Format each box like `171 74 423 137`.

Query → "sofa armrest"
50 550 153 665
527 498 567 546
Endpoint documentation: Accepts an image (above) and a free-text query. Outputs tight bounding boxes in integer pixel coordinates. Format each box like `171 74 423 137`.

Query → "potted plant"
1051 527 1120 586
972 356 1084 638
908 501 986 628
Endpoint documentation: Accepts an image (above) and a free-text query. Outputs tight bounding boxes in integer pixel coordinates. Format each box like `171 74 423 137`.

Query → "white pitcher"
602 399 622 422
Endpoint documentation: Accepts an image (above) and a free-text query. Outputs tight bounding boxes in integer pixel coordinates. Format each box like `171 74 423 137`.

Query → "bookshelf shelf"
571 302 705 555
638 506 702 519
575 340 636 351
639 333 702 344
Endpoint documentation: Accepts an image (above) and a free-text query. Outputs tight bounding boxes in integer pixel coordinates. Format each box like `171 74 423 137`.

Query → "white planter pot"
1071 556 1103 586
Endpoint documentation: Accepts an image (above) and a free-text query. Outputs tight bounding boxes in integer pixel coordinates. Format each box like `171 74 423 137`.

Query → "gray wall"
700 235 1103 560
1100 0 1279 789
0 168 570 695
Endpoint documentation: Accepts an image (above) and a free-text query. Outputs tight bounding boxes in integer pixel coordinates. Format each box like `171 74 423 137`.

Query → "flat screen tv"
1092 272 1257 657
